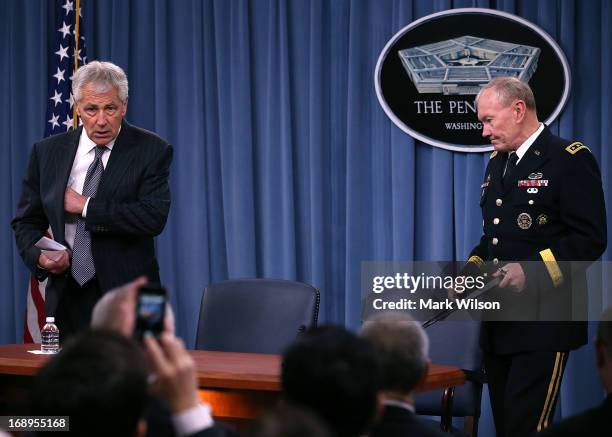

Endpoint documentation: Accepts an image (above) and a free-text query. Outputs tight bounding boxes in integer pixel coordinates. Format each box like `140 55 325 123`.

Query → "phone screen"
135 284 167 340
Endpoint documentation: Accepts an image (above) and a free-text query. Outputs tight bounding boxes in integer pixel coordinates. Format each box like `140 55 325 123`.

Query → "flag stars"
62 114 74 131
58 22 71 39
48 114 60 130
53 67 66 84
50 90 63 107
62 0 74 15
55 44 69 62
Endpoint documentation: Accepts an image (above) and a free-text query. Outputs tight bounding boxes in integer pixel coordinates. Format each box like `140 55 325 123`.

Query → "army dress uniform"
467 126 607 436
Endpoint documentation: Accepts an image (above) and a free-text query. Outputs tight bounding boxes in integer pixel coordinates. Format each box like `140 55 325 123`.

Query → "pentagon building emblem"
375 9 570 152
398 36 541 95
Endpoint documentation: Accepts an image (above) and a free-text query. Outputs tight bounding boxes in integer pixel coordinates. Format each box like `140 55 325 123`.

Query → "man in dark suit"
536 307 612 437
465 77 607 436
360 313 446 437
12 61 172 339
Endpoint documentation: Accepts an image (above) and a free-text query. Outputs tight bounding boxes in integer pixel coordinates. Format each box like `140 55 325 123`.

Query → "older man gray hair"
361 312 446 437
360 312 429 398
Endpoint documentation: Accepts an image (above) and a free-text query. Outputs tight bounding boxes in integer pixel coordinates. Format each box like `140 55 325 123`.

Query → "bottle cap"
46 316 55 323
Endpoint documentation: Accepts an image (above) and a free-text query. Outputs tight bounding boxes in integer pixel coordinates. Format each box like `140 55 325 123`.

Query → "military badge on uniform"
528 172 543 180
518 180 549 187
565 142 590 155
517 213 532 229
527 188 538 194
537 214 548 226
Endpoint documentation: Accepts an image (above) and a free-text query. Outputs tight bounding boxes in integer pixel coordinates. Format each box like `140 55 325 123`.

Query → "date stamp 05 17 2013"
0 416 69 432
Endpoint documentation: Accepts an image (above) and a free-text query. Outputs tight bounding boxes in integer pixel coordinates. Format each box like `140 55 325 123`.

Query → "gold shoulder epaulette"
565 142 590 155
489 151 498 160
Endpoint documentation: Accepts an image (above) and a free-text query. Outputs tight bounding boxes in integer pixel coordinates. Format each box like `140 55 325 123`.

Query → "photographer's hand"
143 332 200 413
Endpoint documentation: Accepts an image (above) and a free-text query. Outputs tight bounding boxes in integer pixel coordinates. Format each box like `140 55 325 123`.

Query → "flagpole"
72 0 81 129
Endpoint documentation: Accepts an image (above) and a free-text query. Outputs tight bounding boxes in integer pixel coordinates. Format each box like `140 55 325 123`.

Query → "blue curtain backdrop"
2 0 610 433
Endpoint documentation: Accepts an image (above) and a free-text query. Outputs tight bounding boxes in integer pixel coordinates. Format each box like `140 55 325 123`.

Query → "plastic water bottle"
41 317 60 354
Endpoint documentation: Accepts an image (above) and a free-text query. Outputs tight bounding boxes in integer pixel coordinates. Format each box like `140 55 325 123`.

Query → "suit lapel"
502 127 551 194
51 127 81 244
96 121 138 198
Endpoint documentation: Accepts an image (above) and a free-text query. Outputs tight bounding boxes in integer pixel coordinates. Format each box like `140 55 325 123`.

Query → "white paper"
28 349 60 355
35 236 67 251
42 249 65 262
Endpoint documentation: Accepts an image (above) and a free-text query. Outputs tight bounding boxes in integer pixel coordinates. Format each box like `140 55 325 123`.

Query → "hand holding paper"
35 237 70 274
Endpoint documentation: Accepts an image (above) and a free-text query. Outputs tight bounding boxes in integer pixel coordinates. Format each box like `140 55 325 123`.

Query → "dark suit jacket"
370 405 447 437
468 127 606 353
12 121 173 314
535 393 611 437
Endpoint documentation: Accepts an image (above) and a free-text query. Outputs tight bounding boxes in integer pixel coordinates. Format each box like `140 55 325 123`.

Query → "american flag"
24 0 87 343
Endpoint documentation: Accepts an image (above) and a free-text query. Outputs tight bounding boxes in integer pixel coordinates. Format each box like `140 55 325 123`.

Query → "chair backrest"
195 278 320 354
416 319 484 417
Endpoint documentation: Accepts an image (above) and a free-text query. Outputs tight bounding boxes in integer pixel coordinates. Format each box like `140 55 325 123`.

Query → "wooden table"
0 344 466 422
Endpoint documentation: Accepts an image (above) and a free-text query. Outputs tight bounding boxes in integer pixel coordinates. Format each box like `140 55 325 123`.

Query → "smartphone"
134 284 167 341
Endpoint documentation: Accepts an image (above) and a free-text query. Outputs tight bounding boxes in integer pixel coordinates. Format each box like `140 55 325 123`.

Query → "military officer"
466 77 607 436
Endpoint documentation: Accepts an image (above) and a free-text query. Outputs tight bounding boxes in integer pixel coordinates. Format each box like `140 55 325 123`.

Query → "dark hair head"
31 330 148 437
281 325 382 437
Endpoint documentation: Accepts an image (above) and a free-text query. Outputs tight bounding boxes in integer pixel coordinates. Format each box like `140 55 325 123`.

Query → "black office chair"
195 278 320 354
416 320 485 437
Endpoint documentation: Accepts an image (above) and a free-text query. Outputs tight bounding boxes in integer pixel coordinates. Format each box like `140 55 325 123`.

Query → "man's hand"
64 187 87 214
143 332 200 413
493 262 526 292
38 250 70 274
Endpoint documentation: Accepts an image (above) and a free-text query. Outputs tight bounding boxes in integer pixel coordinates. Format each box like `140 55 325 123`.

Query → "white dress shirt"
64 128 118 249
514 123 544 164
172 403 214 437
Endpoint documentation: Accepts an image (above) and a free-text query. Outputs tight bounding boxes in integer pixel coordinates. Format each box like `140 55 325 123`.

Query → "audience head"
281 325 382 437
360 312 430 401
31 330 148 437
247 403 332 437
596 306 612 393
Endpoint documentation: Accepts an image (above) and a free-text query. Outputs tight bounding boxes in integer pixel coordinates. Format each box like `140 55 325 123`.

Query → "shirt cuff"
82 197 91 218
171 403 214 437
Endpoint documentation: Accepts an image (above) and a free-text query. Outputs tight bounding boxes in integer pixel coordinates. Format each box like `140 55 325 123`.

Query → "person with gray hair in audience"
360 312 446 437
536 306 612 437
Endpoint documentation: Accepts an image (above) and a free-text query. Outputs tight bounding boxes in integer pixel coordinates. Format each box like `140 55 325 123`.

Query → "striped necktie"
71 146 107 286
